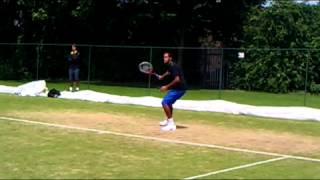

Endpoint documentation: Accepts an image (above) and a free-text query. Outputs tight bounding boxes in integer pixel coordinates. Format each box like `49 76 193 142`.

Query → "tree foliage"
233 0 320 92
0 0 264 46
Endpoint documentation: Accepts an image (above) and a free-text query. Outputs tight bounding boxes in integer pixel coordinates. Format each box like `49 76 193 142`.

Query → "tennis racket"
138 61 161 79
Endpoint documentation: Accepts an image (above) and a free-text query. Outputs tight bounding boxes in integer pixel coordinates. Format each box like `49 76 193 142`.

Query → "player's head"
71 43 77 51
163 52 173 64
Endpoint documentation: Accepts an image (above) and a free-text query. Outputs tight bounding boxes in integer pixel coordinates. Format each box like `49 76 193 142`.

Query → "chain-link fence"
0 43 319 106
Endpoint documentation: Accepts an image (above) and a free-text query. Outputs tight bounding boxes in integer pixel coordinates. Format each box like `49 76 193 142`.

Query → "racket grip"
155 74 161 80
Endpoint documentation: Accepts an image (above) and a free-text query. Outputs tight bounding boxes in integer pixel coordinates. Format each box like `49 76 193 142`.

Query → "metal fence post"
148 47 153 90
36 45 40 80
218 48 224 99
87 45 92 89
304 50 309 106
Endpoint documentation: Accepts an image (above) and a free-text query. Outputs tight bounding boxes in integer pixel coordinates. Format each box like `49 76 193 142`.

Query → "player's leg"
160 90 182 131
160 91 174 126
160 105 171 126
160 90 186 129
161 90 186 131
163 104 172 119
68 68 73 91
74 68 80 91
160 104 173 125
161 105 176 131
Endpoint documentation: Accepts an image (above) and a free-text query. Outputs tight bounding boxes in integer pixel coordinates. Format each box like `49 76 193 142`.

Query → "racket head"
138 61 154 74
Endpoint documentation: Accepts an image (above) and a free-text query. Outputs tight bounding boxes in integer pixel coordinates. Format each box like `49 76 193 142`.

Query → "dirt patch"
4 111 320 156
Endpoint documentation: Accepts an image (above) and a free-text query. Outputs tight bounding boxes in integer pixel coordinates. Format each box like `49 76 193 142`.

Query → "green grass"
1 88 320 178
1 93 320 138
209 159 320 179
1 80 320 108
0 120 269 179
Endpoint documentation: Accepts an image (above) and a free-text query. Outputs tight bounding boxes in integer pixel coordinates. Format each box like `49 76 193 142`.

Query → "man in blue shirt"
158 52 187 131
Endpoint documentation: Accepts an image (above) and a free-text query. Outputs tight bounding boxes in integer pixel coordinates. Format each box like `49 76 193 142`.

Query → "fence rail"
0 43 318 106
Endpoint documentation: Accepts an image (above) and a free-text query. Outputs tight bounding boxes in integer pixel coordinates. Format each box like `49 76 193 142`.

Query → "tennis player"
158 52 187 131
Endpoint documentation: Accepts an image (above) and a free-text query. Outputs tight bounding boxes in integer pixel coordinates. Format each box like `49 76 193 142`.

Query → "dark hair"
163 51 173 58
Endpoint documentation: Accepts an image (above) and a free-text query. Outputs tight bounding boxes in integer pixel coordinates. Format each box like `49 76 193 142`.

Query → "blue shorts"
162 90 186 106
69 68 80 81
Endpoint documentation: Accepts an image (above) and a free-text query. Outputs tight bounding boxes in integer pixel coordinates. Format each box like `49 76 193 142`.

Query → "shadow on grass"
176 125 188 129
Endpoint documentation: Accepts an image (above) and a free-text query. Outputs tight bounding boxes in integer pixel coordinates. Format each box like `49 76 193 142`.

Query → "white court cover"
0 80 320 122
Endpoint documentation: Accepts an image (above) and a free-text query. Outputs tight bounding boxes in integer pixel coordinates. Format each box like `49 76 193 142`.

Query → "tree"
232 0 320 92
113 0 265 65
0 0 265 47
0 0 267 82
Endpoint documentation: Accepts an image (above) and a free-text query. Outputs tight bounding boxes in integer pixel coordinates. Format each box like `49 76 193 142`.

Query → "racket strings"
142 65 152 72
139 62 153 73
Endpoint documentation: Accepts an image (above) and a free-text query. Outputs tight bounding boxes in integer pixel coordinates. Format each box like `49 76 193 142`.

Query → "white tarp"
0 80 47 96
1 80 320 122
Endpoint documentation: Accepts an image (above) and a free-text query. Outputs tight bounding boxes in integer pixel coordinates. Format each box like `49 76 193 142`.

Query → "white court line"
1 116 320 163
184 156 288 179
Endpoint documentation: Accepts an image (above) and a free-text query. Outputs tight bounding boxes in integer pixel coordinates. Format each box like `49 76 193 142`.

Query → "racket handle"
155 74 161 80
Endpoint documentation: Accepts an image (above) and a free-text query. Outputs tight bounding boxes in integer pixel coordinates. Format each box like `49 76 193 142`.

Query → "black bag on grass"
48 88 61 98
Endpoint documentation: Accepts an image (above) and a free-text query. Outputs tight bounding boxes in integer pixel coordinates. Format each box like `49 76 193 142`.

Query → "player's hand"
158 75 164 80
160 85 168 92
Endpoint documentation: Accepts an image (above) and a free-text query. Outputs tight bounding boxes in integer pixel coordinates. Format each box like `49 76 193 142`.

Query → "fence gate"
202 48 224 89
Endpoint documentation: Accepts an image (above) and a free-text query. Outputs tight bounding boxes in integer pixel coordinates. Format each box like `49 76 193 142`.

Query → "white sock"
168 118 174 124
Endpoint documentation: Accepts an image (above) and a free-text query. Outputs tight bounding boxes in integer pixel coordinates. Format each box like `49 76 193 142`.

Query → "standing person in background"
68 43 80 92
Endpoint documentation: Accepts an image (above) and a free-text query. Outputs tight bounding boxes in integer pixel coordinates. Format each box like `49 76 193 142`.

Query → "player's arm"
160 75 180 92
68 54 72 61
159 71 170 80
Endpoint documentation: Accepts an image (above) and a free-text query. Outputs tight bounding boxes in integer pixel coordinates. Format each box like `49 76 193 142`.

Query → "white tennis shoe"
159 119 168 126
161 123 176 131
